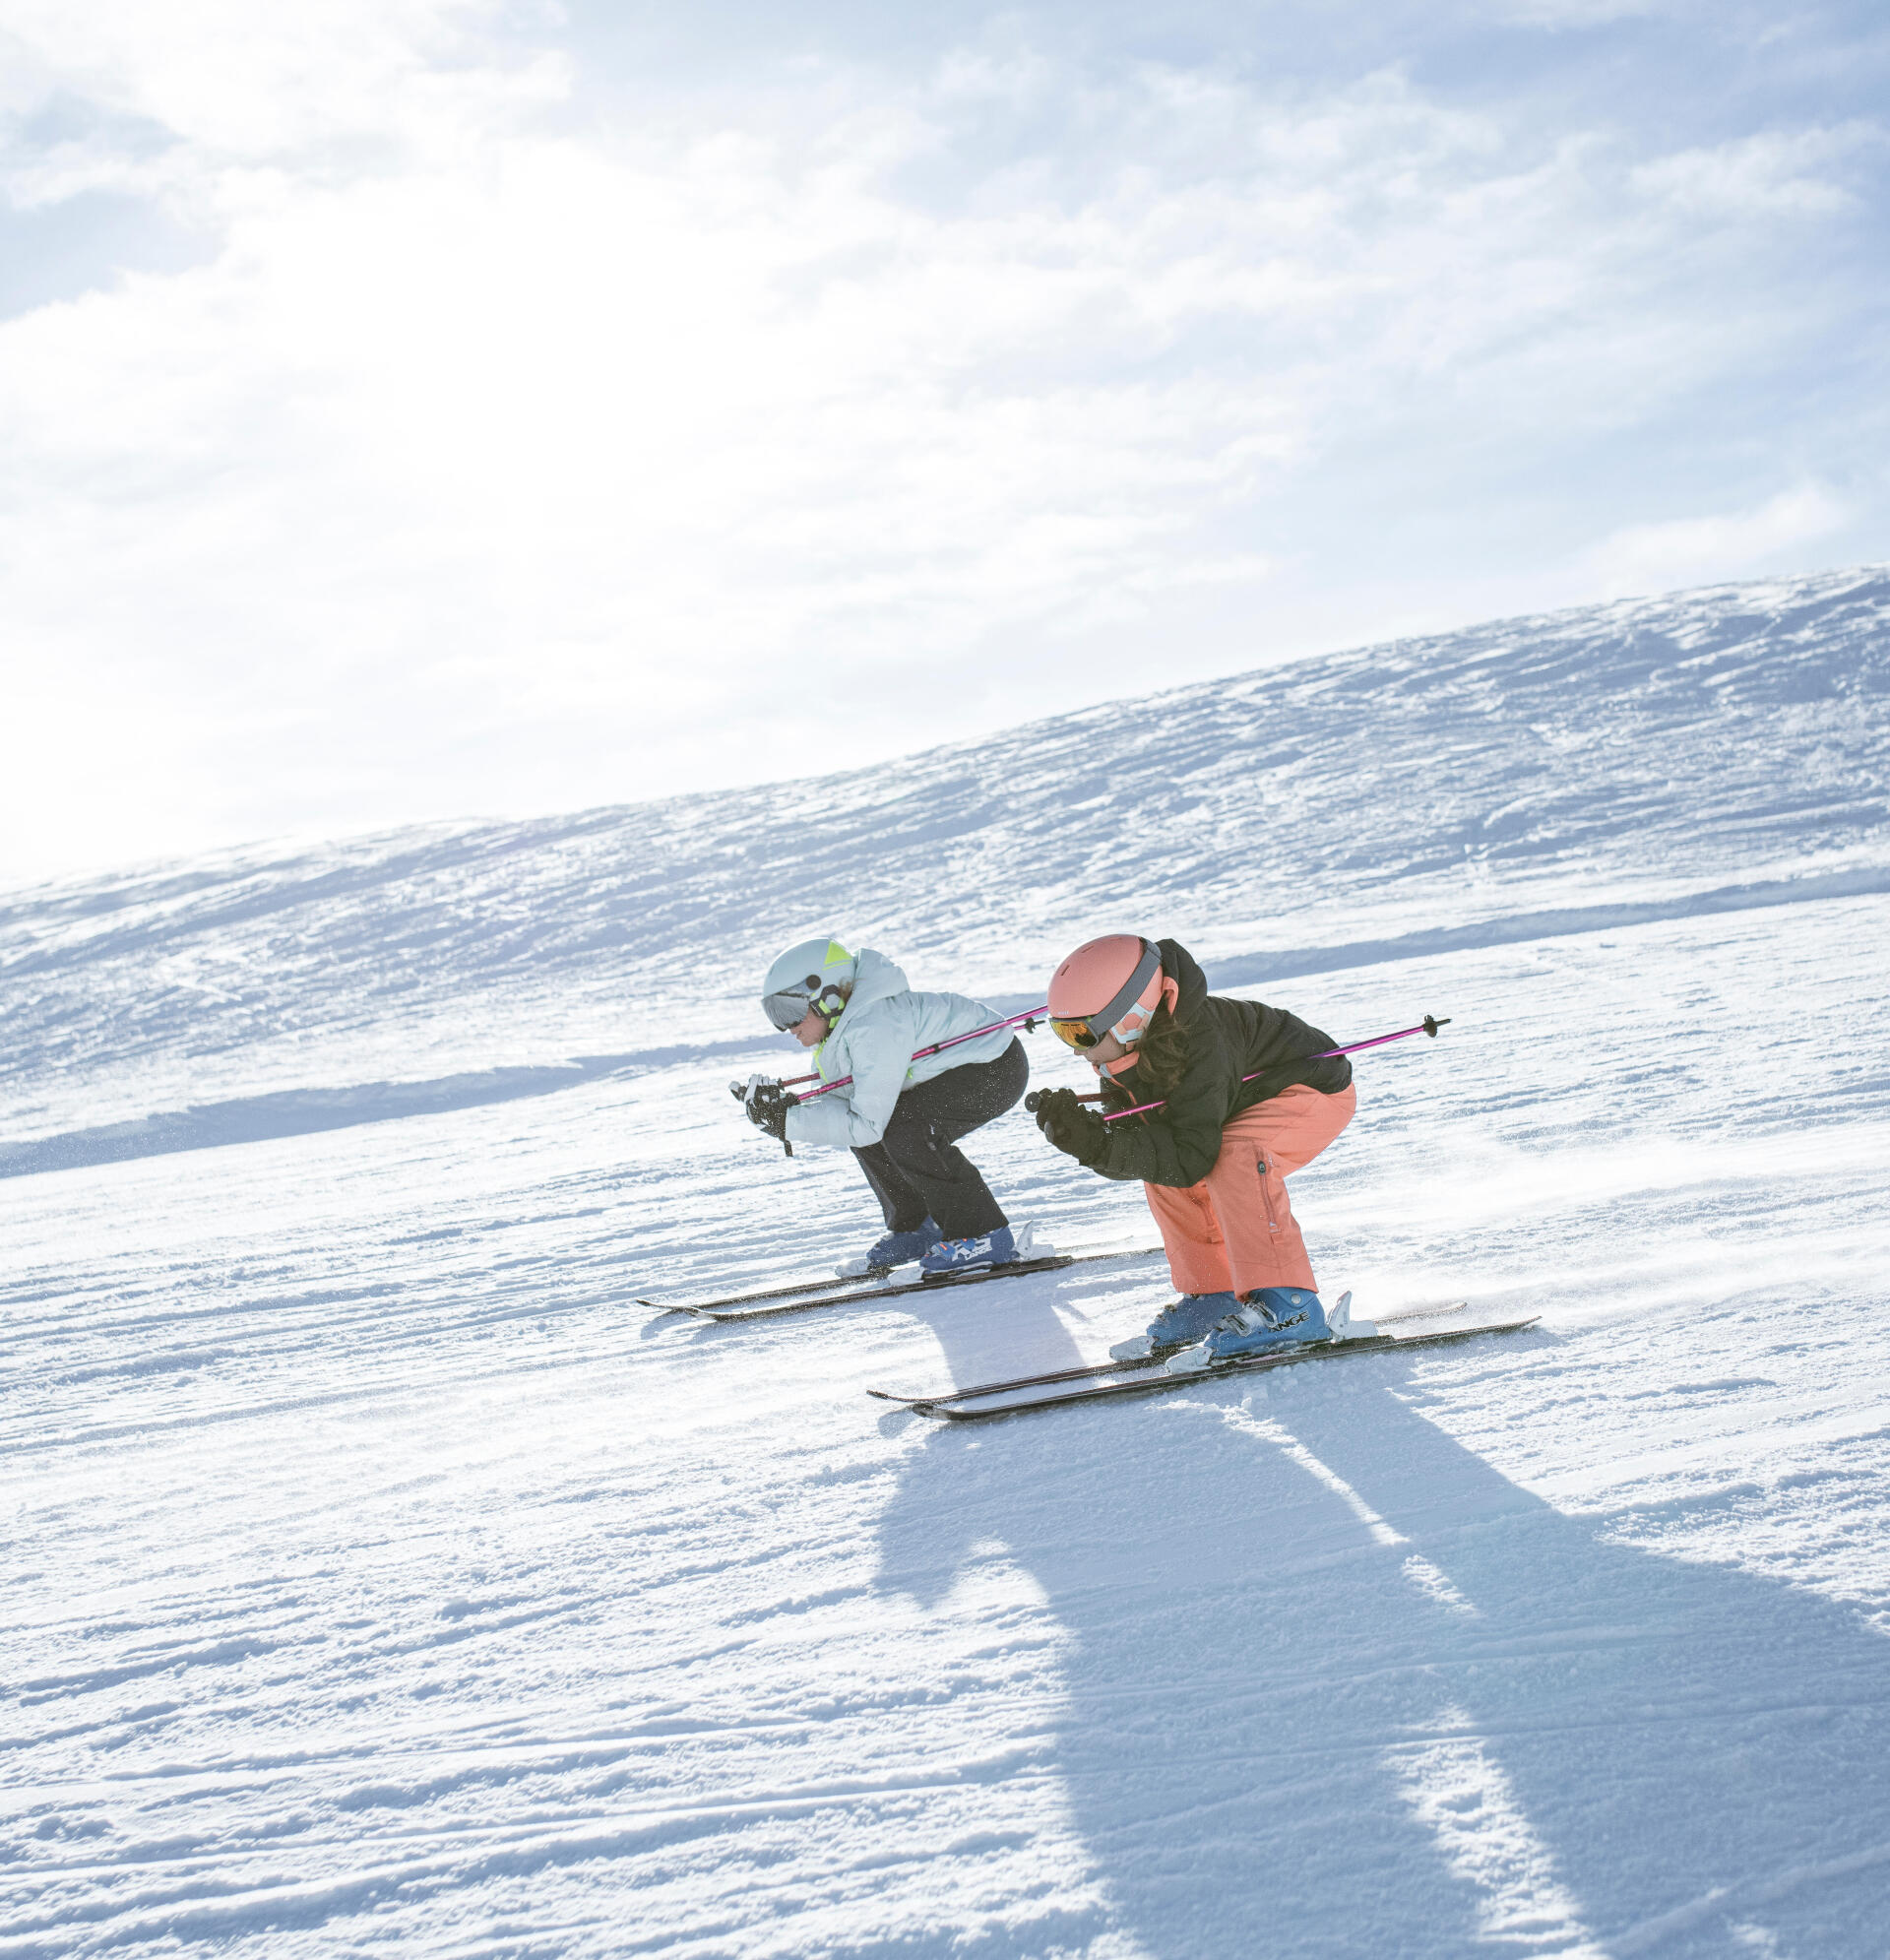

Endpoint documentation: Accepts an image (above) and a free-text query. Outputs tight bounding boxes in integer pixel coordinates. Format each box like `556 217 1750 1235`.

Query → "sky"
1 0 1887 888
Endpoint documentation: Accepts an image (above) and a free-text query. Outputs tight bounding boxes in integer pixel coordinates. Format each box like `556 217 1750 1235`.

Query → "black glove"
734 1076 798 1154
1033 1086 1108 1166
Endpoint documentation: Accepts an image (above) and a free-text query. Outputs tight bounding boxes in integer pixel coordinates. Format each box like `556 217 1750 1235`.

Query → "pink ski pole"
787 1004 1048 1101
1025 1014 1452 1121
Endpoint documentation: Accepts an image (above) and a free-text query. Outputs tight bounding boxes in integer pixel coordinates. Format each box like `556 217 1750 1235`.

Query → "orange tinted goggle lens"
1049 1015 1101 1050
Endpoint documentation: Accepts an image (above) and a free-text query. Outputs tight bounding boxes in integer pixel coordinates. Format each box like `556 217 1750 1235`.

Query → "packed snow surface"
4 566 1890 1956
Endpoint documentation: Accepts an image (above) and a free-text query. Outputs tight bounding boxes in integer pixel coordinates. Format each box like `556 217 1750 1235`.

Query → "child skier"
1031 933 1354 1370
739 936 1029 1275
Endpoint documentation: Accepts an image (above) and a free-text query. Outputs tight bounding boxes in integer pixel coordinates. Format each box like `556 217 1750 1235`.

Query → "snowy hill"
5 563 1886 1169
4 566 1890 1956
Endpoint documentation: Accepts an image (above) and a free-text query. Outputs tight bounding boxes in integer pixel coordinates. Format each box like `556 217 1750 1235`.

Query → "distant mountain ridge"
3 563 1886 1160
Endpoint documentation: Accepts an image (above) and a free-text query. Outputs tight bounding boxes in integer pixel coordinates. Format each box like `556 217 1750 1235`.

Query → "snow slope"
4 566 1890 1956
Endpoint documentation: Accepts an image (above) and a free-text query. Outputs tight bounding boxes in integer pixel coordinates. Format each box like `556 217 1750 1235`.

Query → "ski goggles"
1048 939 1165 1051
763 986 815 1032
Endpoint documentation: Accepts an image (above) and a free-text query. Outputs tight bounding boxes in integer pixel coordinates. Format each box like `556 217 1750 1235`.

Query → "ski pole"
786 1004 1047 1101
732 1005 1048 1122
1024 1014 1452 1122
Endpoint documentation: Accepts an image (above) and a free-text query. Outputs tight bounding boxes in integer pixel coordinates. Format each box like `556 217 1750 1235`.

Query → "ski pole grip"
1026 1087 1106 1111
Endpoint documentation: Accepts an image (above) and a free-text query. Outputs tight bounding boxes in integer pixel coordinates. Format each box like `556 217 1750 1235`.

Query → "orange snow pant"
1144 1082 1356 1296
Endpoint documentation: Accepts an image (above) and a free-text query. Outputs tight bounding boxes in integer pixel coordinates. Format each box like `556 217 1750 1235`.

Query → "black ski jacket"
1090 938 1351 1188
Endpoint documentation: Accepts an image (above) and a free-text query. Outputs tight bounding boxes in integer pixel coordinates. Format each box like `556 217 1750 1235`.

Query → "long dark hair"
1100 995 1190 1112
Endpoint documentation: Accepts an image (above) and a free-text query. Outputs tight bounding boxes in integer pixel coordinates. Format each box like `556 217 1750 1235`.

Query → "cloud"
1480 1 1666 24
0 4 1886 882
0 0 529 159
1582 486 1853 598
1630 126 1881 220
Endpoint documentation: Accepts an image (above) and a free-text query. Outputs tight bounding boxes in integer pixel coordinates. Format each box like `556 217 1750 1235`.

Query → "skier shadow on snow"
872 1350 1890 1959
885 1268 1096 1390
863 1246 1175 1396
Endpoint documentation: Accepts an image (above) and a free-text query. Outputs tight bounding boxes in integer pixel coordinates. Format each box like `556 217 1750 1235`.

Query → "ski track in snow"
4 569 1890 1956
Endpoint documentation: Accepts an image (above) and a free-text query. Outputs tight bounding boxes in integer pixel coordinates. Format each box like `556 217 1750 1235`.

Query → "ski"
894 1316 1540 1420
869 1349 1136 1404
639 1267 898 1314
642 1243 1166 1322
867 1298 1473 1405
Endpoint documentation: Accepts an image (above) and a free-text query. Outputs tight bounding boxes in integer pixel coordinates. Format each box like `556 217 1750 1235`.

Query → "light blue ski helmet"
761 936 856 1032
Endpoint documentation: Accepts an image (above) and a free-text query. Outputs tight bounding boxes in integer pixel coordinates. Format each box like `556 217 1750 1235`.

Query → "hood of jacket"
1160 937 1210 1024
823 947 908 1048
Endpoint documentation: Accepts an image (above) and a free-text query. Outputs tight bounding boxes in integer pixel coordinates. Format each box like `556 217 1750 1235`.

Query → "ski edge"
866 1299 1473 1405
642 1242 1166 1319
905 1316 1542 1420
672 1255 1070 1320
636 1266 892 1314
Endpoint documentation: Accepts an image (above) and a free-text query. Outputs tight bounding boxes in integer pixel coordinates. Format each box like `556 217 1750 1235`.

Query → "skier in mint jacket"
739 936 1028 1276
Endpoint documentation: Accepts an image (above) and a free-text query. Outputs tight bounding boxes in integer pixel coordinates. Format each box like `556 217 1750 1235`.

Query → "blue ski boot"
865 1218 941 1270
1109 1292 1239 1362
1164 1288 1331 1374
920 1225 1017 1278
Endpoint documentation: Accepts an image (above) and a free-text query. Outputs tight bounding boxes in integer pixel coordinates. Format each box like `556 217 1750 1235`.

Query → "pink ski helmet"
1046 934 1177 1053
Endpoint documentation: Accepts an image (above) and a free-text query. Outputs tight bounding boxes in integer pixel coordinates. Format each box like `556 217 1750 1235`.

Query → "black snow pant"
852 1038 1029 1241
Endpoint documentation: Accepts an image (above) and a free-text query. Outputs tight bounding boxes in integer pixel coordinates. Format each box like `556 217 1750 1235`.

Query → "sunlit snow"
4 567 1889 1955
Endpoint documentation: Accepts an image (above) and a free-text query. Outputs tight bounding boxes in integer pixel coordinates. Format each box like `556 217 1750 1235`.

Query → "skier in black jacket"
1033 934 1355 1371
